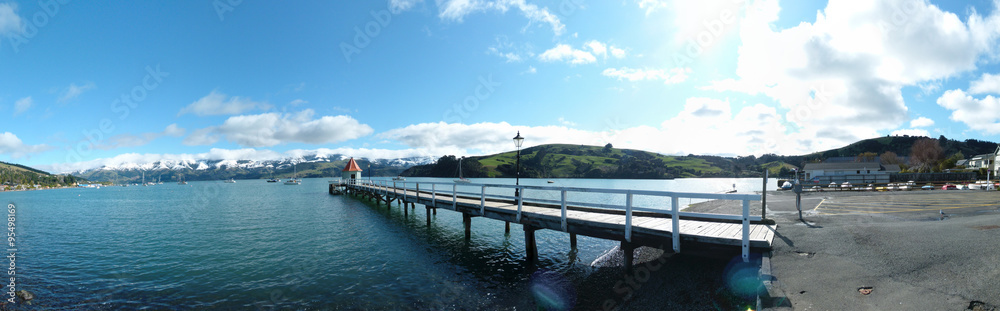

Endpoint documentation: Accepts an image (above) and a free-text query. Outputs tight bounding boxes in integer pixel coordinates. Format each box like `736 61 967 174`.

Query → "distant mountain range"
70 154 435 183
5 135 995 185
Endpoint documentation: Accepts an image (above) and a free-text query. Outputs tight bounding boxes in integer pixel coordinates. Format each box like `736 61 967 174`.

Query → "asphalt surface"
758 190 1000 310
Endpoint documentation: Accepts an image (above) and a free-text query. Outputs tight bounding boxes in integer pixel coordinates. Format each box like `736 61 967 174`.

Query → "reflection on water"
7 177 763 309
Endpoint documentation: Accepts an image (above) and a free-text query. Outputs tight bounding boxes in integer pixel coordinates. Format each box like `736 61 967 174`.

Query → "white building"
803 162 900 184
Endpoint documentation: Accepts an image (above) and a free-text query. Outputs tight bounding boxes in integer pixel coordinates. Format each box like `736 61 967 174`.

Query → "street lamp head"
513 131 524 148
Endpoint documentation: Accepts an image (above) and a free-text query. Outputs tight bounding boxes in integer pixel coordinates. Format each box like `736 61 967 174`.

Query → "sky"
2 0 1000 173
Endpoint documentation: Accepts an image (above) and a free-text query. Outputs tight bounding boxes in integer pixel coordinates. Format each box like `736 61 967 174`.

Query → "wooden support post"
432 207 437 215
505 221 510 234
463 213 472 240
570 233 577 250
524 225 537 262
425 207 432 226
404 203 408 216
621 241 635 274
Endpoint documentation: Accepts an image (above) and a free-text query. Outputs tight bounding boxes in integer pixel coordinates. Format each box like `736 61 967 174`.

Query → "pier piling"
463 213 472 240
524 225 538 262
570 233 577 249
621 241 635 274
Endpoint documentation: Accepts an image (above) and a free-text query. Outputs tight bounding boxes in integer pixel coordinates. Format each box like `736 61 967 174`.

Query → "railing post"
432 184 436 206
560 190 567 232
516 187 523 222
671 196 680 253
453 184 458 209
480 186 486 215
416 184 419 200
403 182 407 200
742 199 750 263
625 192 633 243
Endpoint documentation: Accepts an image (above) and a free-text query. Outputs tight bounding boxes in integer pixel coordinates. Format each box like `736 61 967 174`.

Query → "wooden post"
463 213 472 240
425 207 432 226
404 203 408 216
505 221 510 234
570 233 577 249
762 170 768 220
621 241 635 274
524 225 537 262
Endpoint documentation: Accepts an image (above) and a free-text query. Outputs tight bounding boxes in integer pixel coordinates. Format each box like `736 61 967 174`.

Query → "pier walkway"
335 180 774 267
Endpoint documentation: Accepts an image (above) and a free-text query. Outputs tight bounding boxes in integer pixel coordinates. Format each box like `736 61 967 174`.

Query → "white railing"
349 179 761 262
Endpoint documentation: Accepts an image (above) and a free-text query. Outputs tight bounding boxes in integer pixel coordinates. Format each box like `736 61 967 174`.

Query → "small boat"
224 178 236 183
267 178 280 183
547 180 555 184
454 157 471 183
392 176 405 181
285 163 301 185
178 181 187 185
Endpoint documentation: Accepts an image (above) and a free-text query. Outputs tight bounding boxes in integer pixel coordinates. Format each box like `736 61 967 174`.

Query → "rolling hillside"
401 144 730 179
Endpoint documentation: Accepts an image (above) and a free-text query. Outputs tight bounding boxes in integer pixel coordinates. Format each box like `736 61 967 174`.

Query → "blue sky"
2 0 1000 173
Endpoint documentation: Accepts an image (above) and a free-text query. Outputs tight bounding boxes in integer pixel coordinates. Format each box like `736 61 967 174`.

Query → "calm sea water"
2 177 764 310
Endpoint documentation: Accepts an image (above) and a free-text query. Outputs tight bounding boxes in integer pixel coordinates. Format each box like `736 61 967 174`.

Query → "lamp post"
513 131 524 197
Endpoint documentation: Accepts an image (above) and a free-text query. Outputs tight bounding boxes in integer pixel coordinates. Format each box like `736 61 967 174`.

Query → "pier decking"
336 180 774 267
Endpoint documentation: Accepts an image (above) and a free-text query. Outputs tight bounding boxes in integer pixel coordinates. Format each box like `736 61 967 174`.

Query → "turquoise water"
3 177 764 309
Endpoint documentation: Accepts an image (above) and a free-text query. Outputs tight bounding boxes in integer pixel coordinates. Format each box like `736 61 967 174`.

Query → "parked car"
941 184 958 190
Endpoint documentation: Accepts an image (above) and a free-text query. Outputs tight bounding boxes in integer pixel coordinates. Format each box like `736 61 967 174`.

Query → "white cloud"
487 35 526 63
522 66 537 74
610 46 625 58
910 117 934 128
636 0 668 15
969 73 1000 95
97 124 187 150
178 90 271 116
586 40 607 57
602 67 691 84
390 0 423 12
13 97 31 116
936 89 1000 134
183 128 219 146
705 0 1000 151
288 99 308 106
539 44 596 64
0 3 21 35
437 0 565 35
557 117 576 126
184 110 374 147
0 132 50 159
58 82 96 103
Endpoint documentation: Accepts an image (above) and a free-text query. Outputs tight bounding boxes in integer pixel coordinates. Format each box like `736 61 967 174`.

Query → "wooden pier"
332 180 774 270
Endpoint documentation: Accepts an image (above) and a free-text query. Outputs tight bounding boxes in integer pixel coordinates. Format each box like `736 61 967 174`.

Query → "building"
959 145 1000 177
802 161 899 184
342 158 363 180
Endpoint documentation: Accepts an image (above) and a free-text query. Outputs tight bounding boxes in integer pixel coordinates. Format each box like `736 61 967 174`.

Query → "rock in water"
15 290 33 302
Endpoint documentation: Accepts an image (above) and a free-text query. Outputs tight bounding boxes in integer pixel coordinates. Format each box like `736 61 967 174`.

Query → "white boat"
224 178 236 183
392 176 405 181
285 163 301 185
454 157 471 183
780 181 793 190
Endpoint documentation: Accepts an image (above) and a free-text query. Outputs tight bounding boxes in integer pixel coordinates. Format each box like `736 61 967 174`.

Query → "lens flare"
529 269 576 310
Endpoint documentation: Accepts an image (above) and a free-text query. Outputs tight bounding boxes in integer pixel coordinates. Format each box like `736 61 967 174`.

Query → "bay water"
2 177 765 309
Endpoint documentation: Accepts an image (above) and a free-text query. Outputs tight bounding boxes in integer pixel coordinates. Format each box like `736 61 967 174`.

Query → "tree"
879 151 902 165
604 143 613 150
910 138 944 172
855 152 878 163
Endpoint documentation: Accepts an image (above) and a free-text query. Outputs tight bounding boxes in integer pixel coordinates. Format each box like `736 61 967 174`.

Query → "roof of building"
882 164 901 172
956 159 968 166
342 158 362 172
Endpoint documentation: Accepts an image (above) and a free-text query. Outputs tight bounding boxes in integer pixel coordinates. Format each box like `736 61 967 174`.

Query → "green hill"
402 144 729 179
0 161 81 188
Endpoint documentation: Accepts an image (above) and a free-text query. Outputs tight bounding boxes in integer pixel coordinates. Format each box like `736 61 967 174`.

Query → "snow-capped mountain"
72 154 436 183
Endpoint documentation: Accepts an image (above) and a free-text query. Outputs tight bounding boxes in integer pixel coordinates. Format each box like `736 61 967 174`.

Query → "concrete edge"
757 250 774 310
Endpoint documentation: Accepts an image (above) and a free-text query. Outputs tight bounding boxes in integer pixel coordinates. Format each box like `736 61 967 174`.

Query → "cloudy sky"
2 0 1000 173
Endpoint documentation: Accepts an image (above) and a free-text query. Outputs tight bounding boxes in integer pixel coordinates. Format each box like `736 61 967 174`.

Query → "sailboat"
224 178 236 183
267 169 279 183
178 175 187 185
454 157 471 184
284 163 301 185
